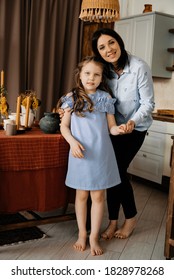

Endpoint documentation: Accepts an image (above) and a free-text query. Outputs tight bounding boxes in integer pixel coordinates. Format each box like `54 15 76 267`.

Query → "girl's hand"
70 140 85 158
110 125 126 135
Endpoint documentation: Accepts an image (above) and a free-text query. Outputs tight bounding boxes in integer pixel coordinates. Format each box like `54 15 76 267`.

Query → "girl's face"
97 34 121 63
80 61 103 94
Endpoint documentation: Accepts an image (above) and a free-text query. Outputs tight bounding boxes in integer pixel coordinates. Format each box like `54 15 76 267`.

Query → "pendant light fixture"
79 0 120 23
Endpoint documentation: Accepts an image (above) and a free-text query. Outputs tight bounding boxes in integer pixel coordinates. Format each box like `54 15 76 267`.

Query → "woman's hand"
110 120 135 135
58 108 65 120
124 120 135 133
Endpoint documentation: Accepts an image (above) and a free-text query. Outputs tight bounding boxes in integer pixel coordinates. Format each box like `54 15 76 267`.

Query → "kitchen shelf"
166 67 174 71
166 29 174 71
167 48 174 52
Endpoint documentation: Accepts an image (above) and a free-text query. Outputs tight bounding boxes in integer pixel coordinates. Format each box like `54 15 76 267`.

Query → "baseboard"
128 174 169 193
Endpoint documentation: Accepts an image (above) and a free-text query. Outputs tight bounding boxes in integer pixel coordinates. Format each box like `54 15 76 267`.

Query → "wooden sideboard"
164 136 174 259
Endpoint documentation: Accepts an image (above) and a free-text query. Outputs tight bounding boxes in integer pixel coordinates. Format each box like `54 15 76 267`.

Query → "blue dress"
61 89 121 191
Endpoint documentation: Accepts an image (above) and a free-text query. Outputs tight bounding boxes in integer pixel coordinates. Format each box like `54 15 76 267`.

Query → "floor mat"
0 213 46 246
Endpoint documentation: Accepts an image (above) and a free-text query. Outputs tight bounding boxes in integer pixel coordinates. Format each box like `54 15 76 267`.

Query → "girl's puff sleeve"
95 96 116 114
60 94 74 110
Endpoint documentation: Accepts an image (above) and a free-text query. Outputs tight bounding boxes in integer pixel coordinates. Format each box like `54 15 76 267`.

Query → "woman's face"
97 34 121 63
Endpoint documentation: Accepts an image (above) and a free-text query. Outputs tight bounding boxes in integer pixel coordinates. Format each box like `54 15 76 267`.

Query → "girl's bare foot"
114 217 136 239
73 234 87 251
101 220 117 240
89 235 103 256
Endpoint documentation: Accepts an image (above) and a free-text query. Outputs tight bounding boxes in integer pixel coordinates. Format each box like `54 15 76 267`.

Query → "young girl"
59 56 124 256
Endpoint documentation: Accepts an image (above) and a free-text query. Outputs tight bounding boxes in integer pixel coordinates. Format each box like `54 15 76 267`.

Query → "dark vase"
39 112 60 134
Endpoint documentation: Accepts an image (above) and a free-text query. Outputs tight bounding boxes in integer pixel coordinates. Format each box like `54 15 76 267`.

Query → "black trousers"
108 130 147 220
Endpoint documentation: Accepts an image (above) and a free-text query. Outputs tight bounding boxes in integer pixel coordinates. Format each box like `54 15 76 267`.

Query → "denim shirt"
107 54 155 131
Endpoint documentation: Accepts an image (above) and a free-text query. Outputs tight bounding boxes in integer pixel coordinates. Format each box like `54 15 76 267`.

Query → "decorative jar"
143 4 152 13
39 112 60 134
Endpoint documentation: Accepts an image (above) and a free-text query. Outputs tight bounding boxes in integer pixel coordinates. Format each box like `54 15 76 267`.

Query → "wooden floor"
0 178 169 260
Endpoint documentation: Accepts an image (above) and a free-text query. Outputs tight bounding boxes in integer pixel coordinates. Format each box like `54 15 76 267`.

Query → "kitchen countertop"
152 113 174 123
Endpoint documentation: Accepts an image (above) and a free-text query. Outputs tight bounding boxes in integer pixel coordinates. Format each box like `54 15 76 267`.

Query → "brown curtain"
0 0 83 118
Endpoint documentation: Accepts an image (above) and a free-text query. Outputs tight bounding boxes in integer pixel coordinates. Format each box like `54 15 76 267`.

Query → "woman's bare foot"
73 233 87 252
89 235 103 256
114 217 136 239
101 220 117 240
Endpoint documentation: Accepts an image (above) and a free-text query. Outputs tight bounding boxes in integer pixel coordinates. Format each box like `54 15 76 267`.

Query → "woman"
91 28 155 239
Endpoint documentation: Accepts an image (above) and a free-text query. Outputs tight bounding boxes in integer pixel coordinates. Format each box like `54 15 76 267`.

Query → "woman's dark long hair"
92 28 129 78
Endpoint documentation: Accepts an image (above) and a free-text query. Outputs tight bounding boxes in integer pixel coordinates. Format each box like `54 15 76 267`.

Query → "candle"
0 71 4 115
1 70 4 88
16 96 21 130
25 96 30 127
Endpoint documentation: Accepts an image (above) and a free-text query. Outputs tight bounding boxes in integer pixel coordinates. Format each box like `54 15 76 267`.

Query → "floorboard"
0 178 169 260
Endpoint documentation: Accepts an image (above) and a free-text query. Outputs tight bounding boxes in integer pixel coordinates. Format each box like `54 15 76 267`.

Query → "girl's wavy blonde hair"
56 56 112 117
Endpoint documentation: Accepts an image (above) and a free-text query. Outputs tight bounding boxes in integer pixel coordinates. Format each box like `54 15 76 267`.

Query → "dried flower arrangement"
20 90 41 111
0 86 9 118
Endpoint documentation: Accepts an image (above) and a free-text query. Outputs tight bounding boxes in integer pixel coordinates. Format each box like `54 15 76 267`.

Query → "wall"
120 0 174 17
119 0 174 111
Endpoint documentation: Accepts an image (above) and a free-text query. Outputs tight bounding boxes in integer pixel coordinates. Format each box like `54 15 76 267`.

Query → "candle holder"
21 105 35 128
18 90 41 128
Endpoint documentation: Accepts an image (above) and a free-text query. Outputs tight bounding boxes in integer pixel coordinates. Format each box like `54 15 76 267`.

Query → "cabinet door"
141 131 165 156
163 135 173 177
114 12 174 78
132 15 154 67
114 15 154 66
114 19 134 53
128 151 163 184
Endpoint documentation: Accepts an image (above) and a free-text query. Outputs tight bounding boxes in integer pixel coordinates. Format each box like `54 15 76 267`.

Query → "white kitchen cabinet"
114 12 174 78
128 120 174 184
128 150 164 184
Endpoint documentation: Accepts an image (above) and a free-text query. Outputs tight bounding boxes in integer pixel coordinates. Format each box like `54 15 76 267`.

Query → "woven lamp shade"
79 0 120 23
